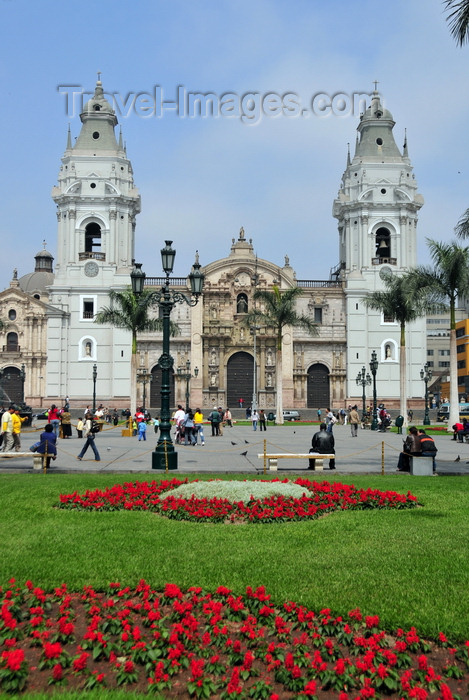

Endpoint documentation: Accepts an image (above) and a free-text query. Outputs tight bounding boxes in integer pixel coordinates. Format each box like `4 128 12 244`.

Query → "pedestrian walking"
349 405 360 437
194 409 204 445
137 420 147 441
1 406 15 452
77 418 101 461
48 404 60 437
259 409 267 431
209 408 220 436
183 410 196 446
12 408 27 451
251 409 259 431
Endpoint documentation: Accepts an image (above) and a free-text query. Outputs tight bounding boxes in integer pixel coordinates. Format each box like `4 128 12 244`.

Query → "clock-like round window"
84 262 99 277
379 266 393 281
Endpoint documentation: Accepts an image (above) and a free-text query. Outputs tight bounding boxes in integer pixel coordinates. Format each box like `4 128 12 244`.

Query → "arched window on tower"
236 293 248 314
6 332 18 352
85 222 102 254
375 227 391 262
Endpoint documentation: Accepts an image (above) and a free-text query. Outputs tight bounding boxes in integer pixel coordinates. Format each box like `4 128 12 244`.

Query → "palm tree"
365 274 434 427
94 288 179 416
245 286 317 424
407 239 469 430
444 0 469 46
454 208 469 239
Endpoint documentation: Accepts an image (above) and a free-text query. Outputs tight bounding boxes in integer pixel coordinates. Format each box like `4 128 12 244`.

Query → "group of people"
173 405 205 445
0 405 28 452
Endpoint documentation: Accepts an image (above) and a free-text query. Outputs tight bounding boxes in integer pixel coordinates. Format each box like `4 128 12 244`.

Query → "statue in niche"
211 306 217 319
210 372 218 386
385 344 392 360
296 353 302 368
266 373 272 387
240 327 245 341
85 341 92 357
210 348 217 365
266 348 273 366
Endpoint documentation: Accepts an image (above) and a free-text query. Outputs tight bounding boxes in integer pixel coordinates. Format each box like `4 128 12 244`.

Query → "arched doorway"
150 365 175 412
307 363 330 409
226 352 253 409
0 366 22 405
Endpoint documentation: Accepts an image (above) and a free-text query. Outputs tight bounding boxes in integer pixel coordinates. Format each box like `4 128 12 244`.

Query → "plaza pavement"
1 419 469 476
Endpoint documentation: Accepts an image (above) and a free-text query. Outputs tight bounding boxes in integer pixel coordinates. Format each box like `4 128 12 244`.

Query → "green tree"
444 0 469 45
407 239 469 429
365 274 434 427
245 286 317 424
94 288 179 416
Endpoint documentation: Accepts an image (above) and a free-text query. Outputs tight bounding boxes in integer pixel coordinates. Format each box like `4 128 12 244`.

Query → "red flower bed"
0 579 467 698
57 479 420 523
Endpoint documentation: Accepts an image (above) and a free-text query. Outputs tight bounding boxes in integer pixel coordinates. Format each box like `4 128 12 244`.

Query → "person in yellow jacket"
12 408 27 452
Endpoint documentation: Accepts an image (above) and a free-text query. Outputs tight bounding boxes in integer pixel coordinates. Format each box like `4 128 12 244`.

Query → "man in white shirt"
1 406 15 452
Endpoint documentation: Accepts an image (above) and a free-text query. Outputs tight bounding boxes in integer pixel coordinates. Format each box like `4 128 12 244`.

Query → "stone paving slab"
1 421 468 476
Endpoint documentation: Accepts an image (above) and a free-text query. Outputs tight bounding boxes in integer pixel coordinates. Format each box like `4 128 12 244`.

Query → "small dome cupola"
74 74 119 152
354 84 401 159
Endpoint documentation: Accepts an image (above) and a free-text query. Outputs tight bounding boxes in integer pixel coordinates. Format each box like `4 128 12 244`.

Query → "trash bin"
395 415 404 434
267 412 275 422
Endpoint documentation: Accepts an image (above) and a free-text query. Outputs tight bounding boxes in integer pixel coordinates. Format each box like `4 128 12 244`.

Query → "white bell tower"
333 88 427 403
46 77 141 403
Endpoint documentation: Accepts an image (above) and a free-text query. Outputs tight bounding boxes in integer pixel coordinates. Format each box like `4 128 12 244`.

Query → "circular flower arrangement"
57 478 420 524
0 579 466 698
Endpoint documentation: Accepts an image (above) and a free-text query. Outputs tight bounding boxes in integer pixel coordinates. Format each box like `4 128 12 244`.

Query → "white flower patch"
162 480 310 505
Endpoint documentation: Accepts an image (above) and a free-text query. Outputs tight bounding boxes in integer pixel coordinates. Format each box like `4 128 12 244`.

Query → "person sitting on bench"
309 422 335 470
397 426 421 472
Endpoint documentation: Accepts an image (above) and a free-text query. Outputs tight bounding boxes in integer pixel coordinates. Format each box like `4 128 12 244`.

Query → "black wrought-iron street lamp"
250 325 261 412
420 363 433 426
356 366 372 421
92 364 98 415
19 364 26 405
177 360 199 412
132 243 204 470
369 350 379 431
137 368 152 412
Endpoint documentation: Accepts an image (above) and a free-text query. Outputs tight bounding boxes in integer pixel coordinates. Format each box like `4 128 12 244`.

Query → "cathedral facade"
0 81 426 410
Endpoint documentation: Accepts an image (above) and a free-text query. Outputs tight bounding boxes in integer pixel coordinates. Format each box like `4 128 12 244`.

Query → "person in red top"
452 422 463 441
48 405 60 437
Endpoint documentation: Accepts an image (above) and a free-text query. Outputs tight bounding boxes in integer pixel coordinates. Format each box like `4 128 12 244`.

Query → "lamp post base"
152 445 178 470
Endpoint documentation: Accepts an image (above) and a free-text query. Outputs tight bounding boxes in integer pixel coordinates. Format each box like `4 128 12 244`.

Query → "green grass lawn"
1 472 468 641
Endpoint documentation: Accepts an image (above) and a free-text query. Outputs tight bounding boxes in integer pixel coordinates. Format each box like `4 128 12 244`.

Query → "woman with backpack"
76 417 101 461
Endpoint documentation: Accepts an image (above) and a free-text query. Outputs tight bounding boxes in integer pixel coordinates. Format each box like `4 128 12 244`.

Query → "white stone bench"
257 453 335 472
409 455 434 476
0 452 46 470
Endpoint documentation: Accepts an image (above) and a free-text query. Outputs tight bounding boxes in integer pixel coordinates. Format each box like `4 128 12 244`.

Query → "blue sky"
1 0 468 287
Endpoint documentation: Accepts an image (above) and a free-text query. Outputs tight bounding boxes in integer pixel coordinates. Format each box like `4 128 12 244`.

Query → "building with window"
1 80 429 410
